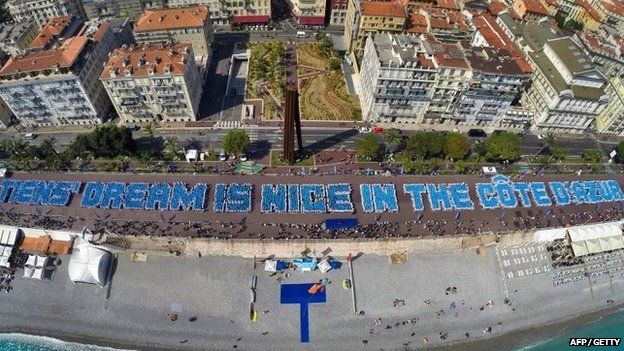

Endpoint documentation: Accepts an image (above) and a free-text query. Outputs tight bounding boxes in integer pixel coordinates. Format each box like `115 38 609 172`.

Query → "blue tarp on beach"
280 283 327 343
324 218 358 230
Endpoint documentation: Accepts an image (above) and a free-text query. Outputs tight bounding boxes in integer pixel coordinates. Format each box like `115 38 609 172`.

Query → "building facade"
0 19 121 126
134 6 212 63
291 0 326 26
224 0 271 25
7 0 86 28
82 0 120 19
118 0 165 20
524 38 609 133
329 0 349 26
359 34 437 123
167 0 228 25
344 0 406 59
101 43 202 123
0 19 38 56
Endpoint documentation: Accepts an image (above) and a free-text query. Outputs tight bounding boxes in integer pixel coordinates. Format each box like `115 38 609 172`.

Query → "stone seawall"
105 230 535 258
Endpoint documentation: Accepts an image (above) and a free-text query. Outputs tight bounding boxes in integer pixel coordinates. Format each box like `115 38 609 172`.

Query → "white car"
219 150 227 161
240 154 248 162
359 127 372 134
537 134 544 140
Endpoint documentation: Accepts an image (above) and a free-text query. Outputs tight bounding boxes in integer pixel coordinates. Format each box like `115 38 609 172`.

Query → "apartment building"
458 45 530 128
511 0 550 20
329 0 349 26
134 6 212 63
118 0 165 19
7 0 86 28
596 0 624 35
577 31 624 135
423 37 471 124
556 0 603 30
0 19 122 126
359 33 438 123
0 19 38 56
291 0 326 26
523 37 609 133
167 0 228 26
224 0 271 25
428 9 470 42
344 0 406 59
101 43 202 123
82 0 120 19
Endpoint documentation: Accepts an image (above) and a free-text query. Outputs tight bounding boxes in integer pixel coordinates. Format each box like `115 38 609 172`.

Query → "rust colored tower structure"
283 87 303 164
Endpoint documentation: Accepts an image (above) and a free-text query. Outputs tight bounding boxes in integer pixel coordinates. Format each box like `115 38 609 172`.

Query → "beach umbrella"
545 209 552 217
595 204 601 212
333 165 337 174
416 213 424 221
366 168 371 175
34 207 41 216
160 212 166 222
454 212 461 221
301 167 306 175
499 211 506 219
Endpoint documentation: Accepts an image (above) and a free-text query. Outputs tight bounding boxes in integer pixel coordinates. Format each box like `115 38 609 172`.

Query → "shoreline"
430 302 624 351
1 289 622 351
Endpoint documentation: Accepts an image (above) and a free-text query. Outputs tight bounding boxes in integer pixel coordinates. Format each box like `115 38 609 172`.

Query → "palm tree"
164 136 180 159
39 137 58 156
383 129 403 152
142 121 157 154
536 132 557 157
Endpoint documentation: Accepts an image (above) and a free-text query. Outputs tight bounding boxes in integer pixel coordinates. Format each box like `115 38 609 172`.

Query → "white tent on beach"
566 222 624 257
68 243 113 286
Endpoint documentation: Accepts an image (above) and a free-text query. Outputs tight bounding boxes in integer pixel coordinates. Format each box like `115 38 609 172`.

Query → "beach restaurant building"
565 222 624 257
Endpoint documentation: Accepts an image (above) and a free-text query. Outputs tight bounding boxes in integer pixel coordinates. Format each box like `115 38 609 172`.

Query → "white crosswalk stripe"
215 120 241 129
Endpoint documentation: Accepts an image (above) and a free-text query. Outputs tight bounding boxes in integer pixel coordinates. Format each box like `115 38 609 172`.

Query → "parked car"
359 127 372 134
467 129 487 138
240 153 248 162
342 279 352 290
219 150 227 161
24 133 37 140
373 126 384 134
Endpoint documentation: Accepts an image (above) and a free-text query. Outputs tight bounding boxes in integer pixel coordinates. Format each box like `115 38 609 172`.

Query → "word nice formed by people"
0 176 623 213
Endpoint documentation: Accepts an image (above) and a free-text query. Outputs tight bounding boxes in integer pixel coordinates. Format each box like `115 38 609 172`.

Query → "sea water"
0 334 135 351
517 308 624 351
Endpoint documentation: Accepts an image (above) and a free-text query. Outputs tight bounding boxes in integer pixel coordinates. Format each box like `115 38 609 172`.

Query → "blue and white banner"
0 176 622 213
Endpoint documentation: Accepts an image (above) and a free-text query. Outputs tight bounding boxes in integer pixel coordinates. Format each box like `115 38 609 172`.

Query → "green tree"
35 137 58 159
164 136 180 159
328 58 341 71
582 149 603 164
444 132 471 161
405 131 444 159
485 131 521 162
356 134 379 160
222 130 250 155
67 124 136 158
383 128 403 152
550 147 568 162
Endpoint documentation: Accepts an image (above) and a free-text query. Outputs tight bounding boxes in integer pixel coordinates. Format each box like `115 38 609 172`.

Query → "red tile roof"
602 0 624 17
435 0 459 10
523 0 549 15
29 16 76 50
135 6 209 32
575 0 603 21
101 43 192 79
428 8 468 30
0 36 88 76
407 12 429 33
361 1 406 17
489 0 506 14
542 0 558 7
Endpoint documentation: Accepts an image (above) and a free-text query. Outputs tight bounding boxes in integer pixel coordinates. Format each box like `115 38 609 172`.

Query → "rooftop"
101 43 192 79
426 36 469 68
463 45 526 75
372 33 436 69
407 11 429 33
435 0 459 10
529 49 605 100
547 37 595 74
428 9 469 30
578 31 624 61
135 6 209 32
602 0 624 17
489 0 506 14
0 20 108 77
29 16 80 50
523 0 549 15
0 19 35 45
361 1 406 17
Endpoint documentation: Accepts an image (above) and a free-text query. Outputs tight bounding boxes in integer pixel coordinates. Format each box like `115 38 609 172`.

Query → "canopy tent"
566 222 624 257
68 244 113 286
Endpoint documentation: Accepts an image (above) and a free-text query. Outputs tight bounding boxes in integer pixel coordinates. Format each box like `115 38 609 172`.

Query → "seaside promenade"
0 236 622 351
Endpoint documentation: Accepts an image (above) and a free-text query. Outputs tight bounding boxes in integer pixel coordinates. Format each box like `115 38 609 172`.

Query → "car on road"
537 134 544 140
127 124 139 132
219 150 227 161
240 153 248 162
342 279 351 290
467 129 487 138
359 127 372 134
296 31 308 38
373 126 384 134
24 133 37 140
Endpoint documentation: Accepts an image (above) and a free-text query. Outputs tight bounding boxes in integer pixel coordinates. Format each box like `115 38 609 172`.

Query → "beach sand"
0 241 622 351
